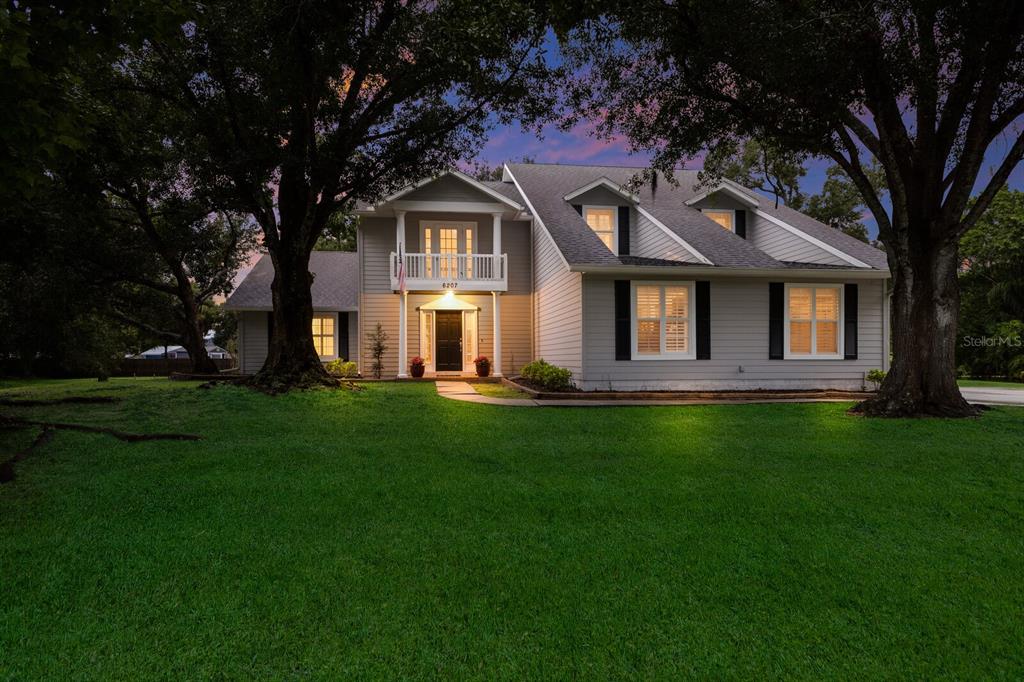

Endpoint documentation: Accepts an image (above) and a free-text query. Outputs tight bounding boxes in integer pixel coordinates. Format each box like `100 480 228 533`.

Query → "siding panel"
533 226 582 377
749 213 849 265
633 211 702 263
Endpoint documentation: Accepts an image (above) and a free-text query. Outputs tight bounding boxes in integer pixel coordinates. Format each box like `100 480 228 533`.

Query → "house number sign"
442 282 458 289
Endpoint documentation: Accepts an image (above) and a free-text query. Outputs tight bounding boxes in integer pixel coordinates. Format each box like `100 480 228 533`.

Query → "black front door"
435 311 463 371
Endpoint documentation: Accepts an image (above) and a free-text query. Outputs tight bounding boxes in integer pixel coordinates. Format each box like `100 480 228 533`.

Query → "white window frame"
630 281 696 360
420 220 477 254
783 283 844 360
583 205 619 255
700 208 737 233
312 312 339 360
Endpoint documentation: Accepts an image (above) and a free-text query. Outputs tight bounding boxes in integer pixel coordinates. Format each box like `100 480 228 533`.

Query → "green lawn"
2 378 1023 678
472 382 532 399
959 378 1024 389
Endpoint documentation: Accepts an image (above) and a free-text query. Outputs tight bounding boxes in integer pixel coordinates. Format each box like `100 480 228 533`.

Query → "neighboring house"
132 340 233 360
227 163 891 390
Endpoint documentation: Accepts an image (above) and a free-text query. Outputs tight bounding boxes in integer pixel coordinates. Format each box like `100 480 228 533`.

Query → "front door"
435 311 463 371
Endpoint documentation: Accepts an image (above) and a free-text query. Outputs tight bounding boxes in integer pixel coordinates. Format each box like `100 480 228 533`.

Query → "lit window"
584 207 617 252
786 285 842 358
702 210 734 231
422 221 475 278
634 282 694 358
312 314 336 358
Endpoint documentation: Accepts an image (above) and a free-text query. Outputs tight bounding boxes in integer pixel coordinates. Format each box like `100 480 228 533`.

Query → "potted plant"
410 356 425 378
473 355 490 377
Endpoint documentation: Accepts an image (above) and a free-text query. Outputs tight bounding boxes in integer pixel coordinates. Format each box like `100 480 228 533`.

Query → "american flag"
397 242 406 293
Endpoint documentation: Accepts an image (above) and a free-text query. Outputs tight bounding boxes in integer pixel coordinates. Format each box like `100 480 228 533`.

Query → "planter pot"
475 362 490 378
410 364 425 378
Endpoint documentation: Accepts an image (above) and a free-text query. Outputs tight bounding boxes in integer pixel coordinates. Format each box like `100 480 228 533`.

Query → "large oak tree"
562 0 1024 416
133 0 557 390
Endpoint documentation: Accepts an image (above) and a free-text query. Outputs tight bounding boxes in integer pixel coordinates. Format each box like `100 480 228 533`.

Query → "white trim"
378 170 523 210
882 280 891 372
685 183 759 207
634 206 714 265
388 200 510 214
783 283 845 360
753 209 871 269
419 220 477 256
582 205 619 255
503 164 571 271
700 208 737 233
563 176 640 203
630 281 697 360
311 312 340 361
569 263 889 278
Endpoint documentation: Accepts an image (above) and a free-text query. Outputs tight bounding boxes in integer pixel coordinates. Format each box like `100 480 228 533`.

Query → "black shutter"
735 210 747 238
339 312 349 361
696 281 710 359
614 280 631 361
572 204 582 215
618 206 630 255
769 282 784 359
844 283 858 360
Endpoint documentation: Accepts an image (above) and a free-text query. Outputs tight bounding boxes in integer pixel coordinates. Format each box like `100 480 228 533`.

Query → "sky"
473 120 1024 240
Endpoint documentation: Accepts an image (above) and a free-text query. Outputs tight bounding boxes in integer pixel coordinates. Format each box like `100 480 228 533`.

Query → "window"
785 284 842 358
632 282 695 359
701 209 735 232
422 221 476 278
312 313 337 359
584 206 617 252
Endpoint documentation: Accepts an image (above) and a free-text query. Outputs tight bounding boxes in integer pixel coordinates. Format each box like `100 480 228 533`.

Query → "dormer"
685 181 759 238
563 177 639 255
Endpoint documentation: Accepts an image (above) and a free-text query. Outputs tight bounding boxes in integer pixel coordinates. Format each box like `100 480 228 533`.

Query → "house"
226 163 890 390
132 338 232 360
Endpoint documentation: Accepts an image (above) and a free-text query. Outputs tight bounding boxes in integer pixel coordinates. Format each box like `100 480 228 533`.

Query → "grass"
472 382 531 399
959 378 1024 389
1 378 1023 679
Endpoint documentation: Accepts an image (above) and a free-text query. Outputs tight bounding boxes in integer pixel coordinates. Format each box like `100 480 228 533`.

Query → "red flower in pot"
410 356 425 378
473 355 490 377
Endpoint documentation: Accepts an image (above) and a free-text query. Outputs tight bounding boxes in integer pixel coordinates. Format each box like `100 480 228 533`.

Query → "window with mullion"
786 285 842 358
633 282 694 358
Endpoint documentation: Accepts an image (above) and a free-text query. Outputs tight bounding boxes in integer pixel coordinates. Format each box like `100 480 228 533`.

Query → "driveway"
961 387 1024 406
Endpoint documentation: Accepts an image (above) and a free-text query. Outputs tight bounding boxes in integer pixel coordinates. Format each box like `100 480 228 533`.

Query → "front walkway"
437 382 1024 408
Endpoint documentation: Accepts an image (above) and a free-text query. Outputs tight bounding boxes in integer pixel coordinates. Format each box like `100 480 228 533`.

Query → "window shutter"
339 312 349 361
617 206 630 255
844 283 858 360
769 282 784 359
614 280 631 361
696 281 710 359
735 210 747 238
572 204 582 215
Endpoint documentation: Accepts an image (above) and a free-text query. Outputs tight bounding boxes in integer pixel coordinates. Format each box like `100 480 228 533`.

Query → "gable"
401 174 502 204
748 213 850 266
690 192 750 212
569 185 630 208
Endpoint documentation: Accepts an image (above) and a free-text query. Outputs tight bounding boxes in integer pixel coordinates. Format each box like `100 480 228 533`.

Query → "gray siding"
533 225 582 377
633 210 702 263
239 311 268 374
580 275 885 390
402 175 500 203
749 213 848 265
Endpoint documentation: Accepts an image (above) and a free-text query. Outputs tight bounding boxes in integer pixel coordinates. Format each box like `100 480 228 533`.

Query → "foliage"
700 138 807 209
2 379 1023 678
520 359 574 391
803 164 887 243
410 357 425 367
315 211 358 252
368 323 389 379
465 156 535 181
324 359 359 378
866 369 887 391
958 186 1024 378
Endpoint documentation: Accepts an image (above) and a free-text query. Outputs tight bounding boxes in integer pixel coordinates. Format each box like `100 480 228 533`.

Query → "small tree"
368 323 389 380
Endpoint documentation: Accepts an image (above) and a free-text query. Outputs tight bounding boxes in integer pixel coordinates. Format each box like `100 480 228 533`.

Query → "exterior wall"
633 210 701 263
579 275 886 390
748 213 848 265
533 225 582 377
238 310 356 375
402 175 495 203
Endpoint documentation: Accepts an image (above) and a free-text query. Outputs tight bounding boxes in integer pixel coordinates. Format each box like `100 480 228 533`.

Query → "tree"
465 156 536 182
804 164 887 243
314 211 358 252
562 0 1024 416
700 138 807 209
135 0 557 391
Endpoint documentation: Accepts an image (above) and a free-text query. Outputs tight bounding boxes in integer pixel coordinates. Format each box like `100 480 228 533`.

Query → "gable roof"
503 163 888 272
224 251 359 311
379 170 524 211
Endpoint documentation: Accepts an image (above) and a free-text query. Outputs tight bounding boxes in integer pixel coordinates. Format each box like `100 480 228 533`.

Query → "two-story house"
227 162 891 390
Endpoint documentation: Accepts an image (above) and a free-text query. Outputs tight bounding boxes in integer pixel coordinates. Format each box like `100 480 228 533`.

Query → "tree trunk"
854 232 979 418
250 237 334 392
181 312 218 374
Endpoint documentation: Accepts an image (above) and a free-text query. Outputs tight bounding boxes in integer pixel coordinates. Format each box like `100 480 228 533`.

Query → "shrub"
324 359 359 378
866 368 886 390
520 359 574 391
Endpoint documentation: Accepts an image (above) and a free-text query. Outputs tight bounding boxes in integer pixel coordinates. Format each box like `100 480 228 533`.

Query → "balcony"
390 252 507 292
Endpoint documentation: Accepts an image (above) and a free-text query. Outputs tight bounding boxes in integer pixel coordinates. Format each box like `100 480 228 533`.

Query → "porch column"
491 209 499 278
395 210 406 253
492 291 502 377
397 291 408 378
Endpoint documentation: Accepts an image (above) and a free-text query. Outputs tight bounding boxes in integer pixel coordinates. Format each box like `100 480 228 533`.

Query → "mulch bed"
503 377 873 402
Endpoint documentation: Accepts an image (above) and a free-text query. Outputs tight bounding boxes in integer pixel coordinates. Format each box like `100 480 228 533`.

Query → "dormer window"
701 209 735 232
584 206 618 252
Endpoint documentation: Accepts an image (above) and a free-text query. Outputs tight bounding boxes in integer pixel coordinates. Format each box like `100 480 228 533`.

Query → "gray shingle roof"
505 163 888 271
225 251 359 310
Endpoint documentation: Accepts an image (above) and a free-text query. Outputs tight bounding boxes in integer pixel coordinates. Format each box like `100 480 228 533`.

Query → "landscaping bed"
503 376 873 401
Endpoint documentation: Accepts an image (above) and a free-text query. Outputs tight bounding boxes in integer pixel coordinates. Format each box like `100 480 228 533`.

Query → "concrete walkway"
437 381 1024 408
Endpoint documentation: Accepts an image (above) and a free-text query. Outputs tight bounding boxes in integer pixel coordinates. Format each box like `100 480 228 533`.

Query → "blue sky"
474 121 1024 240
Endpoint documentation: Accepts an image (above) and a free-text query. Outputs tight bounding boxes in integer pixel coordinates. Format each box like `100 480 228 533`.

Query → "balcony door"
421 221 476 279
434 311 463 371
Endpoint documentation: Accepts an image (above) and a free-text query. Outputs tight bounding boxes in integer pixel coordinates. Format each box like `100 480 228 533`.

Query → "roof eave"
568 263 890 278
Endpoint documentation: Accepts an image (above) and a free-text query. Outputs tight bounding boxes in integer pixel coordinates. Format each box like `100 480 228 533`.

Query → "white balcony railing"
390 252 507 291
